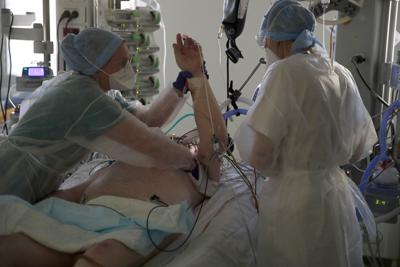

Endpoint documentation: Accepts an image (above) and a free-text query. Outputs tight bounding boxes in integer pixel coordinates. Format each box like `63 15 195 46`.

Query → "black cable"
3 13 14 134
65 10 79 28
145 156 214 252
351 58 389 107
0 31 6 130
57 10 71 73
223 155 259 213
225 40 230 126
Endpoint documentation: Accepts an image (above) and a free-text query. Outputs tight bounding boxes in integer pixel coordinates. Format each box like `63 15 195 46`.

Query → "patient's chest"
83 162 202 207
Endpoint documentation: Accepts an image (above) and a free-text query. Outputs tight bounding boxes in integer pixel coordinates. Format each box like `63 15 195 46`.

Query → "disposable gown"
0 72 192 203
235 53 377 267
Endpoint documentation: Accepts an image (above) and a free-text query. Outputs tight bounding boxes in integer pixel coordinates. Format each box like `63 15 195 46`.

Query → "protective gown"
0 71 191 203
235 52 377 267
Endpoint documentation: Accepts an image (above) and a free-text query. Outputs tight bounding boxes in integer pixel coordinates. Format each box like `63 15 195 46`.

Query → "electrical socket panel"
55 0 93 29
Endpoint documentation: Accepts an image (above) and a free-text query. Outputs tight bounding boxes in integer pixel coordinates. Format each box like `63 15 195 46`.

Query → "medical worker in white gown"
235 1 377 266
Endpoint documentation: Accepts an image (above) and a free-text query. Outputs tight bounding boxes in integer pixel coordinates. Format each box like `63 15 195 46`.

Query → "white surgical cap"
61 28 124 75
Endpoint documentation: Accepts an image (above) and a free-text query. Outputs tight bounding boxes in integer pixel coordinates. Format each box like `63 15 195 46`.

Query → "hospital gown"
0 72 124 203
235 52 377 267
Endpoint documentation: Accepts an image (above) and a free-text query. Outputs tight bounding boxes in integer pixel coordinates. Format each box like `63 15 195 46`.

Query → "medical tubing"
198 47 216 136
223 108 248 120
226 40 230 125
217 32 222 65
359 100 400 193
224 154 259 213
363 225 382 267
0 27 5 127
4 13 14 134
164 113 194 134
351 59 389 107
375 227 384 265
145 153 215 252
226 167 258 262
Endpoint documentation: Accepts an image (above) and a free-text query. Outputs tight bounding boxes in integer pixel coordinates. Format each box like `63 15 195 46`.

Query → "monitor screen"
28 67 45 77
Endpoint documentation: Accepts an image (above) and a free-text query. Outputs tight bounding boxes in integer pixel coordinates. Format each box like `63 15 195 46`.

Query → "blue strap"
173 71 193 94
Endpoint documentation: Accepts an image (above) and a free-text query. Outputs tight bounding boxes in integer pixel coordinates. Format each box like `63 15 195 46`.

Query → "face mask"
265 47 280 69
107 62 136 91
81 52 136 91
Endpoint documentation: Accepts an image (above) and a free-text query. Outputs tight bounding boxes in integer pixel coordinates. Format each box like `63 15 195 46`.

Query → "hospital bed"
1 156 260 267
68 158 259 267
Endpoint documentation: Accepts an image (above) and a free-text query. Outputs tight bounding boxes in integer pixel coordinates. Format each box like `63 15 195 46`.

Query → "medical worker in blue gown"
235 1 377 266
0 28 196 203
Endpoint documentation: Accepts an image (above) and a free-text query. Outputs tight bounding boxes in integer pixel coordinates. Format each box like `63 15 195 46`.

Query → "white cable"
197 45 215 136
217 27 223 65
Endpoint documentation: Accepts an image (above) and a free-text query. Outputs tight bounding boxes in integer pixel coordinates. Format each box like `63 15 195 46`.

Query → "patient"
0 34 228 267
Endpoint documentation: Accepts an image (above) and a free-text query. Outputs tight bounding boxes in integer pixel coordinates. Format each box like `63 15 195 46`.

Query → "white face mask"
265 47 280 69
107 62 136 91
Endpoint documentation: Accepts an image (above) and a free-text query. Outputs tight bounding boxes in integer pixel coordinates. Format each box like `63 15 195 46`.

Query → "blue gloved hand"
173 71 193 94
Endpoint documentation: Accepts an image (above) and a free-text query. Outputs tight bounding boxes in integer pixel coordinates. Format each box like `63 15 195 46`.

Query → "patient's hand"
173 33 203 77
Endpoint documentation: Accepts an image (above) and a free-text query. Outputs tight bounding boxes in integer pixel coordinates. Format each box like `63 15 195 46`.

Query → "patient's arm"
173 34 228 181
189 77 228 181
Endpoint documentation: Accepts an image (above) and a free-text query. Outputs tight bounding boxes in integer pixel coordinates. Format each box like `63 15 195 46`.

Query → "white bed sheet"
61 160 261 267
144 166 260 267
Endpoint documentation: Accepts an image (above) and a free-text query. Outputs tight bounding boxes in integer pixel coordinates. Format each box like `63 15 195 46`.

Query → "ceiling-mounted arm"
299 0 364 25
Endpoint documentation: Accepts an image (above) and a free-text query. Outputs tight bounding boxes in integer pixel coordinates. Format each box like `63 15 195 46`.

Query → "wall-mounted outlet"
56 0 93 28
60 8 85 27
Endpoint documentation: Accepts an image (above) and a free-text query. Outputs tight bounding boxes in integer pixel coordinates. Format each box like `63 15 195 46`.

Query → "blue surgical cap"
61 28 124 75
257 0 320 54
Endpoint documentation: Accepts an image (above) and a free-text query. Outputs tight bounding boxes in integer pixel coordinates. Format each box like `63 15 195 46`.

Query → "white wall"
154 0 274 137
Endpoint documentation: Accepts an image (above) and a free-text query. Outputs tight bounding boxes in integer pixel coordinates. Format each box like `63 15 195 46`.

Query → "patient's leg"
74 235 178 267
74 239 145 267
0 233 75 267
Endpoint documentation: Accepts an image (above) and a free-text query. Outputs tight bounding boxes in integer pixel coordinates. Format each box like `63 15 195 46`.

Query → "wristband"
173 71 193 94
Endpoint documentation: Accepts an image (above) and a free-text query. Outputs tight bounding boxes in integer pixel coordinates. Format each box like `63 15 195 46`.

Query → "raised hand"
173 33 204 77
